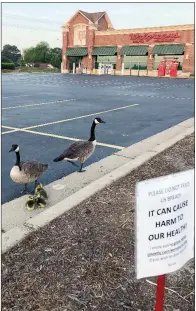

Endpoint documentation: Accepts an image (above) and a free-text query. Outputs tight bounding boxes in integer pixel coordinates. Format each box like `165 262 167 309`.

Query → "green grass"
2 69 15 73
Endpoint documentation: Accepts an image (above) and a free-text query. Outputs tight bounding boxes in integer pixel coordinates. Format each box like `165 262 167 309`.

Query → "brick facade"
62 10 194 75
94 29 194 46
182 44 194 73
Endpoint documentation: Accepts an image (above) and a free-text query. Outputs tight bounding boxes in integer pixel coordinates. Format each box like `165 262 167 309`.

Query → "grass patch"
2 69 15 73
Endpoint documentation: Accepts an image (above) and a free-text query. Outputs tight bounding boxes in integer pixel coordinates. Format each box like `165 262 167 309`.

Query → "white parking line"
2 99 76 110
2 95 29 99
21 128 125 150
1 125 124 150
2 125 19 130
2 129 19 135
1 126 21 134
23 104 139 130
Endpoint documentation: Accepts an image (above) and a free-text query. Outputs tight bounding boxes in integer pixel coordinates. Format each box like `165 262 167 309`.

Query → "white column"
122 62 124 75
73 63 75 74
98 63 101 75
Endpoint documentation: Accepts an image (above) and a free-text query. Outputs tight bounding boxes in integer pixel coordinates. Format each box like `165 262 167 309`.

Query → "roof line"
95 12 106 23
78 10 92 22
95 24 194 35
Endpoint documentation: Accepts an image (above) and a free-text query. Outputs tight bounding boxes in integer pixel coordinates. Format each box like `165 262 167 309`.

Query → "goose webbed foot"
78 163 85 173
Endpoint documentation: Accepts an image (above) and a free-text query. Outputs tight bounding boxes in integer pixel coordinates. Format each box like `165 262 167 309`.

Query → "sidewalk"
2 134 194 311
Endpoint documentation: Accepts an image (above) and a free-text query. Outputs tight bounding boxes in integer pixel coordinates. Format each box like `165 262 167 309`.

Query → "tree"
20 59 25 67
24 42 49 63
23 47 36 63
23 41 62 68
34 41 50 63
51 47 61 55
2 45 21 64
50 47 62 69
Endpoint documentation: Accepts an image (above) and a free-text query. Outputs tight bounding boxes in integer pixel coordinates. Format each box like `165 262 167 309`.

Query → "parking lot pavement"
1 133 194 311
2 74 194 203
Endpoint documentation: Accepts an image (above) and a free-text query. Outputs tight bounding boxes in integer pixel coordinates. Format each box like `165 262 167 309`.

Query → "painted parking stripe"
1 125 124 150
2 95 29 99
2 125 19 130
1 125 21 135
2 99 76 110
23 104 139 130
2 129 20 135
21 128 124 150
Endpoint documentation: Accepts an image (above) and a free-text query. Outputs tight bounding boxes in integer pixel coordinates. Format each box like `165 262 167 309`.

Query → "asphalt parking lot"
2 73 194 204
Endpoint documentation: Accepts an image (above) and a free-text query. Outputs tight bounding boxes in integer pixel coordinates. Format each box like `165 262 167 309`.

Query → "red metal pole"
155 275 166 311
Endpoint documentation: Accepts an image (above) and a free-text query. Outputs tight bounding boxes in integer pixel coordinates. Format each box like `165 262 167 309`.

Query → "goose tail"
53 154 64 162
43 164 48 171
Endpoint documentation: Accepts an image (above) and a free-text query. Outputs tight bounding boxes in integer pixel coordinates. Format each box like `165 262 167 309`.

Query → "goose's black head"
9 144 19 152
94 117 105 124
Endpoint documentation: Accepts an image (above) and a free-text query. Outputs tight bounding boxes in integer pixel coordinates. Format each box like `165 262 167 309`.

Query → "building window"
97 55 116 64
123 56 148 70
96 55 116 69
74 24 87 46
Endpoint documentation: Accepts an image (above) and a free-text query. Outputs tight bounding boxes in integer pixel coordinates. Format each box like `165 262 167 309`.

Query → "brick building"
61 10 194 77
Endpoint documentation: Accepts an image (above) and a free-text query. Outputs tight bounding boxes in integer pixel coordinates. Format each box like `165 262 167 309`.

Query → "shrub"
1 62 15 70
1 56 12 63
20 59 26 67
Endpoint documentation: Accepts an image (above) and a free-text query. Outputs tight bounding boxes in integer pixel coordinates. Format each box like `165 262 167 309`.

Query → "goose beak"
9 147 14 152
100 120 106 123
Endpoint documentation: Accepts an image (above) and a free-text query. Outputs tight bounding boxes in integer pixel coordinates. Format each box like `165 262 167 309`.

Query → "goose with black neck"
53 117 106 172
9 144 48 194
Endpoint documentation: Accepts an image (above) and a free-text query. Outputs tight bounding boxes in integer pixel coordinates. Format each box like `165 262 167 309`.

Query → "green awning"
120 45 148 56
65 47 88 57
92 46 117 56
152 44 185 55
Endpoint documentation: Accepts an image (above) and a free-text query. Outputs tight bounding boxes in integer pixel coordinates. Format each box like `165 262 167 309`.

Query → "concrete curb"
2 119 194 254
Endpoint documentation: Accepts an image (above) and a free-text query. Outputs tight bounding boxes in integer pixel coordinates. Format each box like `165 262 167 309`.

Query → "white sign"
74 24 86 46
136 169 194 279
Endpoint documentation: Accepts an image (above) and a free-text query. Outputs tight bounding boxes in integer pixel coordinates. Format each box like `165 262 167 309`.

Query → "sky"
2 2 194 53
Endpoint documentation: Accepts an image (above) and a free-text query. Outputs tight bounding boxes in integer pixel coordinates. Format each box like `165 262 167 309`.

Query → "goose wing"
57 141 93 159
20 161 48 178
53 141 95 162
64 141 94 158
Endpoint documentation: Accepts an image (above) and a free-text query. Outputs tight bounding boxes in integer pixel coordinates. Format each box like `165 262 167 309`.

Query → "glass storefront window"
124 55 148 70
97 56 116 64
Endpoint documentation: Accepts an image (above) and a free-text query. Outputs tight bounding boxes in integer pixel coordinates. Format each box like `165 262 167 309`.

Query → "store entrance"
95 56 116 75
69 56 82 73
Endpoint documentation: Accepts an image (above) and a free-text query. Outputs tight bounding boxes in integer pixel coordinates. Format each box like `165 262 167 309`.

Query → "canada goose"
26 195 47 211
53 117 105 172
9 144 48 194
35 183 48 200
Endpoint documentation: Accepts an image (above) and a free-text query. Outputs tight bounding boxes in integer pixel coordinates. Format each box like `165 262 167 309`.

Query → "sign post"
155 275 166 311
135 169 194 310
